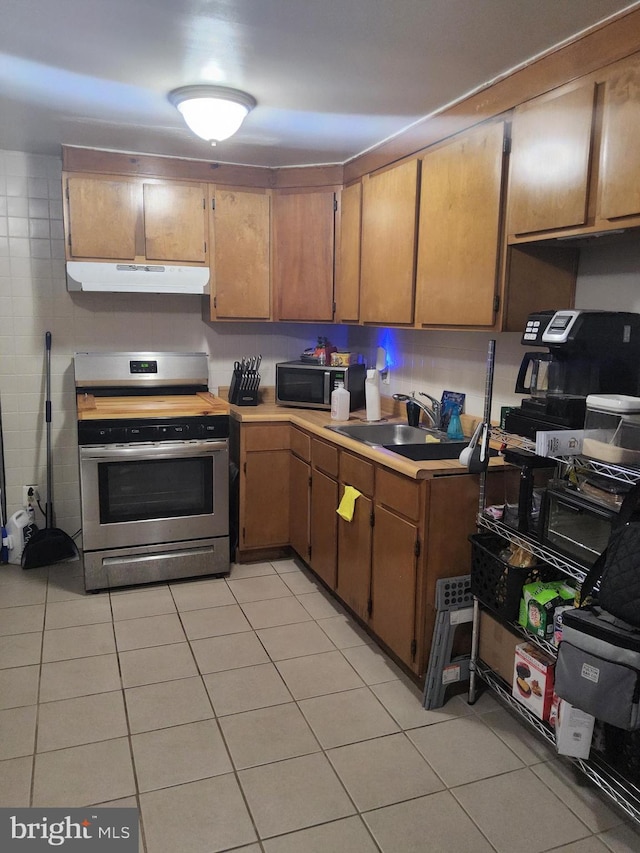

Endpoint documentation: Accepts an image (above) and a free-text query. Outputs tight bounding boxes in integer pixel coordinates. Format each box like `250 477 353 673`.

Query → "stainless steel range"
74 351 230 592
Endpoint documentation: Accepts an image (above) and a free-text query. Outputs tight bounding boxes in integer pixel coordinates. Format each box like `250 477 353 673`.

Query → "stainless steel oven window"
98 456 214 524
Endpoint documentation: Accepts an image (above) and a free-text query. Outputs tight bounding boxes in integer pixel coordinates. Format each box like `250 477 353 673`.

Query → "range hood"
66 262 209 294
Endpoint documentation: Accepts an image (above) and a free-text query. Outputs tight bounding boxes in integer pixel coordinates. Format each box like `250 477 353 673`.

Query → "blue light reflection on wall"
375 328 399 371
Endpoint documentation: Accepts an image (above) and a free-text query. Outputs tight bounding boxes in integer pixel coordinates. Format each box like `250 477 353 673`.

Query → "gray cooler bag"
555 606 640 731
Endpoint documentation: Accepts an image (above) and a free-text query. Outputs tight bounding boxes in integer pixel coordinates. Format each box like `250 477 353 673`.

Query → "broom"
22 332 78 569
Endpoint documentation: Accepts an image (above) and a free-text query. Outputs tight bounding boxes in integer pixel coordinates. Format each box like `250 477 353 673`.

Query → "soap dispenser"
446 404 464 441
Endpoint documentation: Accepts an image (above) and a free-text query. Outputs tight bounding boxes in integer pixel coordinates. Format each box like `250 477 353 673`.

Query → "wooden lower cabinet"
238 421 508 679
310 469 339 588
336 495 372 621
289 453 311 562
369 505 419 667
241 451 290 549
309 438 339 589
370 467 423 671
336 450 375 622
237 423 290 557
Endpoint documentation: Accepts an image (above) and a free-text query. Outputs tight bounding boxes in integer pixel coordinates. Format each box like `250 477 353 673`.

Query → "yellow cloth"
336 485 362 522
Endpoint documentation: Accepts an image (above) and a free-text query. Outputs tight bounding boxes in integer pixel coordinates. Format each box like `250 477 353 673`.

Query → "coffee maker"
504 310 640 440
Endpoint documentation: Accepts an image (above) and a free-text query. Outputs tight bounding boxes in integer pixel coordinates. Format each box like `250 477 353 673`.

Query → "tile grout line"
109 583 149 853
28 565 48 808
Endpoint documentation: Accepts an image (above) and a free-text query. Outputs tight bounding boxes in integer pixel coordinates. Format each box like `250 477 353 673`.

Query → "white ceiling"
1 0 638 168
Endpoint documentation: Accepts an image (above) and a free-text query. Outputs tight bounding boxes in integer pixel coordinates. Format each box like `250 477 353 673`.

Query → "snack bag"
518 580 576 638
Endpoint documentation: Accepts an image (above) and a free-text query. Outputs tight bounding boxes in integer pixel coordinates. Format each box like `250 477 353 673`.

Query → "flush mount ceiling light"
168 85 256 145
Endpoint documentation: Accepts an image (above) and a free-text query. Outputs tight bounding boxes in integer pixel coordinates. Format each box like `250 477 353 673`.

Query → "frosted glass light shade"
168 85 256 144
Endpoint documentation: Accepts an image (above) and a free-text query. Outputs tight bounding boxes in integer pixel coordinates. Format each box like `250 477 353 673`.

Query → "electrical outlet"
23 485 39 507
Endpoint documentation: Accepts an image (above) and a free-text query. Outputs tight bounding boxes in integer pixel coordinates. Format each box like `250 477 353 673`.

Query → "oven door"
79 439 229 552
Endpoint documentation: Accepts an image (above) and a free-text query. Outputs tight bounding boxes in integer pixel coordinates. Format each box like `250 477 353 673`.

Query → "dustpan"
22 332 78 569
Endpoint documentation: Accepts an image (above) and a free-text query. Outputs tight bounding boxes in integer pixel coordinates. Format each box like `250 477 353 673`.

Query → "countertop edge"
229 402 506 480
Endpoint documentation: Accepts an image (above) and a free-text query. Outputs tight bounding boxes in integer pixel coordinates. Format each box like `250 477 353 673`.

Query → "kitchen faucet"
393 392 442 429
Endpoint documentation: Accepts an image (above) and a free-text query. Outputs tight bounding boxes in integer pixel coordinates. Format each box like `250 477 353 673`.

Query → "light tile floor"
1 556 640 853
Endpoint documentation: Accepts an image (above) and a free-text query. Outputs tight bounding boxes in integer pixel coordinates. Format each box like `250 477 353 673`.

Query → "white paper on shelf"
535 430 584 457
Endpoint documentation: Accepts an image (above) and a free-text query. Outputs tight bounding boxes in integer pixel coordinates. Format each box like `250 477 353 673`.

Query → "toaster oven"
540 484 620 567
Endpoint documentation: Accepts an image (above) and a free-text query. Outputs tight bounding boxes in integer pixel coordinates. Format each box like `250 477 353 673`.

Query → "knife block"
228 368 260 406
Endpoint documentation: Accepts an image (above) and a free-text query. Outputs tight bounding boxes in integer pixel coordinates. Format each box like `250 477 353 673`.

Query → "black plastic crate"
470 532 553 621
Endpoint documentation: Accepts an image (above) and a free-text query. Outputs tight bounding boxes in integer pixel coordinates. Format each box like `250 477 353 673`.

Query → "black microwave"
275 361 366 410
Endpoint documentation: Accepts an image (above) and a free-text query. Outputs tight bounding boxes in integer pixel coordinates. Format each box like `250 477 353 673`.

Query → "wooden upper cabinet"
143 182 207 263
598 63 640 221
65 174 208 264
208 186 271 320
335 182 362 323
415 122 506 327
360 159 419 325
66 176 137 260
507 82 597 237
273 189 336 322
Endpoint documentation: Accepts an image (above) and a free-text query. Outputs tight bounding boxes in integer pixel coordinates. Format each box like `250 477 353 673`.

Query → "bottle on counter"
365 369 382 421
331 380 350 420
447 404 464 440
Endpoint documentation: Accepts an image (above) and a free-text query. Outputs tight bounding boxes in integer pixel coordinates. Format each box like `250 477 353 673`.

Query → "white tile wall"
0 146 635 540
348 326 524 424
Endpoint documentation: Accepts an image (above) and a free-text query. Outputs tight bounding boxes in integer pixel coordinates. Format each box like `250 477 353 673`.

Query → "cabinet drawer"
312 438 339 478
340 451 374 496
243 424 290 452
290 426 311 461
376 468 421 521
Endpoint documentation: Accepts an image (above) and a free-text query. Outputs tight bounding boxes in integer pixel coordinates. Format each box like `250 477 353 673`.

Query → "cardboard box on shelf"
478 610 521 684
512 642 555 721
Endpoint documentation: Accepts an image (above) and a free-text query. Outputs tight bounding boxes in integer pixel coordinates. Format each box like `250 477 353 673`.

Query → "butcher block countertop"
229 393 506 481
77 391 230 420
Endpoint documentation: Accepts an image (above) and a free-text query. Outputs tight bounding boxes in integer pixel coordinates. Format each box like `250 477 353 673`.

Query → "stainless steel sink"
325 422 459 446
325 420 497 463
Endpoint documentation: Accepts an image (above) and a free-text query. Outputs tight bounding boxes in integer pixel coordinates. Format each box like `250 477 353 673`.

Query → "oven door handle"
80 440 228 460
